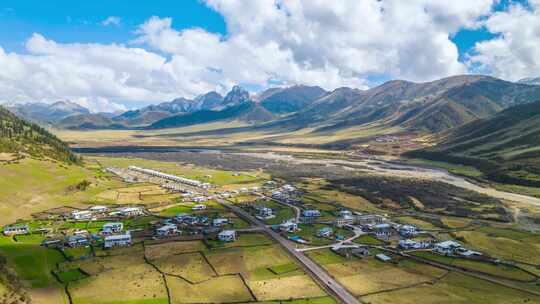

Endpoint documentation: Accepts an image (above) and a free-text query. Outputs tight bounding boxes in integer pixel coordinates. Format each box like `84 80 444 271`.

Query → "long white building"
128 166 211 189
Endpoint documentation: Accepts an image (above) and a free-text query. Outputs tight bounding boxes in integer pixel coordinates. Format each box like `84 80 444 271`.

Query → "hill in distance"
7 100 90 125
0 106 80 164
408 100 540 187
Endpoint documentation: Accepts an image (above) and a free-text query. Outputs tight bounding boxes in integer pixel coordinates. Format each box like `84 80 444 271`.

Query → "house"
455 248 482 257
399 225 419 237
192 204 207 211
375 253 392 262
373 223 392 238
104 232 132 249
89 205 108 213
218 230 237 242
102 222 123 234
256 207 275 219
339 210 353 217
212 218 229 227
65 235 89 247
193 196 208 203
119 207 143 217
355 214 385 226
335 215 355 228
72 210 93 220
433 240 461 255
302 209 321 217
317 227 333 238
156 224 178 236
282 184 296 192
351 247 370 258
279 220 298 233
399 239 431 250
3 224 29 236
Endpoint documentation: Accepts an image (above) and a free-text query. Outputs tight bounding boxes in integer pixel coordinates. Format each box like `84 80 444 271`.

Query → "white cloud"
4 0 531 113
101 16 121 27
467 1 540 81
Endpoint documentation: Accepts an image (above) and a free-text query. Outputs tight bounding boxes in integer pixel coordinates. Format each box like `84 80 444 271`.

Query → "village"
2 164 493 267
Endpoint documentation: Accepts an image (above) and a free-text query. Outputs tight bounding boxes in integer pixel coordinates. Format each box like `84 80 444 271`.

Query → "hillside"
407 101 540 187
258 85 327 114
0 106 80 164
7 101 90 124
287 75 540 133
149 102 274 129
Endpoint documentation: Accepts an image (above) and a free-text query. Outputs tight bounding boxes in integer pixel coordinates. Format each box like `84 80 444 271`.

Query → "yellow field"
248 275 326 301
145 241 206 260
362 272 540 304
152 253 216 283
167 274 254 304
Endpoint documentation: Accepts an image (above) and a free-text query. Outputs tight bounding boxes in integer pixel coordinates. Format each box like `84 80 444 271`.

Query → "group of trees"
0 106 81 164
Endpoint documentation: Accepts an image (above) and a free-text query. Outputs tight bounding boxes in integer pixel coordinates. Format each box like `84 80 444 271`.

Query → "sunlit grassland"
0 157 125 225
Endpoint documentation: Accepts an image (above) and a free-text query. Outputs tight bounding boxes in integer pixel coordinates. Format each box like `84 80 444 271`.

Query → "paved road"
217 199 361 304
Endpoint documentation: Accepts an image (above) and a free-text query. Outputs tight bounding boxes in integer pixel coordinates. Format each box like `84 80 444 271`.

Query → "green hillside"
408 101 540 187
0 106 80 164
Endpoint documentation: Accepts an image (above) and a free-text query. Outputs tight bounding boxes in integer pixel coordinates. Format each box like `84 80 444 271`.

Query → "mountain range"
7 75 540 135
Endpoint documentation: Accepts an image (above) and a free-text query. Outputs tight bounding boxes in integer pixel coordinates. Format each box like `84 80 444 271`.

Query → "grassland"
411 251 536 282
362 272 540 304
0 157 125 225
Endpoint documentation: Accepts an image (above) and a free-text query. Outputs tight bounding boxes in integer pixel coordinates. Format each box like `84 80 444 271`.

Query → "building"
355 214 385 226
399 239 431 250
339 210 353 217
104 232 132 249
212 218 229 227
433 240 461 255
398 225 419 237
373 223 392 238
375 253 392 262
335 215 355 228
218 230 237 242
3 224 29 236
119 207 143 217
72 210 93 220
89 205 108 213
102 222 123 234
128 166 211 189
192 204 207 210
279 220 298 233
317 227 333 238
255 206 275 220
302 209 321 217
156 224 178 236
65 235 89 247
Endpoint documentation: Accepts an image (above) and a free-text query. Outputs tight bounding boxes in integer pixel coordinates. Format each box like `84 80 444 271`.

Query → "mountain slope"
0 106 80 163
408 101 540 186
258 85 327 114
149 101 274 129
8 101 90 124
286 75 540 133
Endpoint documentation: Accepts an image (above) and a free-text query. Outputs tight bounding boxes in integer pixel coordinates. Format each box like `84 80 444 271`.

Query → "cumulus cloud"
4 0 534 112
467 1 540 80
101 16 121 27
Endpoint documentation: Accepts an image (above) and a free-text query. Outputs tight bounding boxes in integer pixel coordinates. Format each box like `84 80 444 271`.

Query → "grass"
453 227 540 265
55 268 88 283
405 158 484 178
0 235 65 288
362 272 540 304
353 235 385 246
394 216 441 230
411 251 536 282
0 157 125 225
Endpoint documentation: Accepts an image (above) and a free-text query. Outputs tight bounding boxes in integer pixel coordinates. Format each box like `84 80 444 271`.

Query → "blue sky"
0 0 226 53
0 0 538 112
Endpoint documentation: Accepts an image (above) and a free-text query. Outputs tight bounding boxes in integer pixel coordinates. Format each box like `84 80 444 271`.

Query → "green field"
411 251 537 282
